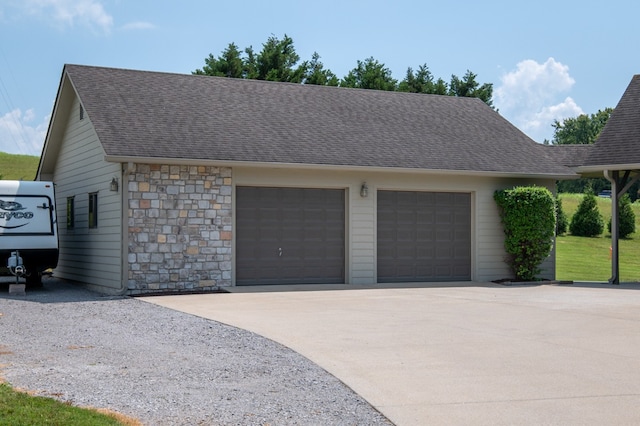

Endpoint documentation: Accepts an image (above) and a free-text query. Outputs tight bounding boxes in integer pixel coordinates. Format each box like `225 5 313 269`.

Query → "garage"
377 191 471 282
235 187 345 285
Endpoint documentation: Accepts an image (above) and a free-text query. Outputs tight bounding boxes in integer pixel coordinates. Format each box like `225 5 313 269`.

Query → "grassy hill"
0 151 40 180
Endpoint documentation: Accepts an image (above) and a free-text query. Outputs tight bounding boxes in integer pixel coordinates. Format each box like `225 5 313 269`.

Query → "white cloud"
521 97 583 135
0 109 49 156
22 0 113 33
495 58 582 143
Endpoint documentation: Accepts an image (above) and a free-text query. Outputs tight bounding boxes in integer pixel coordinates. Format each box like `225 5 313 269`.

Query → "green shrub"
570 192 604 237
556 195 568 235
494 186 556 281
608 193 636 238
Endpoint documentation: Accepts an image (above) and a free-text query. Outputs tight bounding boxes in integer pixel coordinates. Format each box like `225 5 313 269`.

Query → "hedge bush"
494 186 556 281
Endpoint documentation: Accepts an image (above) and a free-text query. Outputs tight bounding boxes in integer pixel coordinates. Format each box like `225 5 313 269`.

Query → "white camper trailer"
0 180 58 287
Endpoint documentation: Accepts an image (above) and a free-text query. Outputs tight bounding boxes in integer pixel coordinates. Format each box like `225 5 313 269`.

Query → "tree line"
193 34 494 107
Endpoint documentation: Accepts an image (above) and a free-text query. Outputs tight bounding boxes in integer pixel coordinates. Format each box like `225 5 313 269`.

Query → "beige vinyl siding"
52 97 123 292
475 182 510 280
350 183 375 284
233 167 557 285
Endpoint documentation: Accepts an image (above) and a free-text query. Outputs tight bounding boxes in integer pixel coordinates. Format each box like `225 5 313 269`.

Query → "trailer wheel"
26 272 43 288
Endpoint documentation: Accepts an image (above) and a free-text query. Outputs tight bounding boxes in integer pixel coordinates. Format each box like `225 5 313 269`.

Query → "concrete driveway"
139 283 640 425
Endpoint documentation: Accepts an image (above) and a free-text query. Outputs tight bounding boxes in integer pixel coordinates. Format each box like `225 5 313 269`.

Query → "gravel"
0 278 392 425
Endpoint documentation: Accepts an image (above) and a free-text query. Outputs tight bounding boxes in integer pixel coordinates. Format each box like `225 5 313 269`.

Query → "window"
66 197 75 229
88 192 98 228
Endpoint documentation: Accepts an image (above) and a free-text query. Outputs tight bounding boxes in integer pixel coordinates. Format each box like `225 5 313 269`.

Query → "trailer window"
88 192 98 228
66 197 75 229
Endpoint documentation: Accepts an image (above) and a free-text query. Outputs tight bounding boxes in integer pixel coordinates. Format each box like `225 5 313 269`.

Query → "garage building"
37 65 577 294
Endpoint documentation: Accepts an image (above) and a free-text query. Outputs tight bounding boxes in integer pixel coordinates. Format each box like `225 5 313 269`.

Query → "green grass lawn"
0 382 140 425
556 193 640 282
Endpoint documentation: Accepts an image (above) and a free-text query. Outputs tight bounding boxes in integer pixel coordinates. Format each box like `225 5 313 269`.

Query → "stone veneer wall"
127 164 232 294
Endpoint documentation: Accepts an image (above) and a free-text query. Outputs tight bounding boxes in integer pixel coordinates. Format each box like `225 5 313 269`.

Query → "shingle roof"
545 144 593 167
583 75 640 167
63 64 575 177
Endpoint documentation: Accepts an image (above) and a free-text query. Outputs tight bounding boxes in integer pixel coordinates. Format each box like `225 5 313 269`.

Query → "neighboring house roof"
580 75 640 172
40 64 577 178
545 144 593 167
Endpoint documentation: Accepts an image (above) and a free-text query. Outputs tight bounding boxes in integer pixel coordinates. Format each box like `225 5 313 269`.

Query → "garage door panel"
416 247 435 258
416 230 435 240
416 212 435 225
236 187 345 285
436 227 454 240
396 230 417 242
378 190 471 283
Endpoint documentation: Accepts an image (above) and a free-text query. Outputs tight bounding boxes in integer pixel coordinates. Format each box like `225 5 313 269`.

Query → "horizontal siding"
475 184 510 281
53 96 123 292
351 185 375 283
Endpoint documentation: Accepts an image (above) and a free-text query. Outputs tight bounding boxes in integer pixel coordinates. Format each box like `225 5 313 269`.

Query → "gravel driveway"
0 278 391 425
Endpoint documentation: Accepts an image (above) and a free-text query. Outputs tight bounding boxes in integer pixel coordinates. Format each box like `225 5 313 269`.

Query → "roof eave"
104 155 578 180
577 164 640 175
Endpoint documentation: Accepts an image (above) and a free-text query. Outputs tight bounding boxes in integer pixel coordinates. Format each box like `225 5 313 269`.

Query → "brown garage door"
236 187 345 285
377 191 471 282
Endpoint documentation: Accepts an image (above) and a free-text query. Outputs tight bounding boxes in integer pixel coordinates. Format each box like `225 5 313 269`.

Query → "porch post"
608 171 620 284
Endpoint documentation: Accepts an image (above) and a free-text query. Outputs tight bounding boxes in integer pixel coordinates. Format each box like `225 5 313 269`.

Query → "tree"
448 70 494 108
193 43 244 78
193 35 495 105
397 66 493 106
246 34 307 83
302 52 339 86
195 35 310 83
340 57 397 91
494 186 556 281
551 108 613 145
556 195 568 235
608 194 636 239
570 191 604 237
398 64 447 95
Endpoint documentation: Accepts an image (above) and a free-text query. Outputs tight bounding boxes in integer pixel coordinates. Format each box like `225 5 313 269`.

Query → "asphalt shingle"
63 64 576 177
584 75 640 167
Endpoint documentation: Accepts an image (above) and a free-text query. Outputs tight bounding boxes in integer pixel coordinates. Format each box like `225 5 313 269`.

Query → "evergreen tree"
193 43 244 78
556 195 568 235
340 57 397 91
608 194 636 239
193 35 495 105
448 70 494 108
303 52 339 86
570 192 604 237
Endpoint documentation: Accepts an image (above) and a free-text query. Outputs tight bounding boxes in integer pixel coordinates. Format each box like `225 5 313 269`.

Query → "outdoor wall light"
360 182 368 198
110 177 119 192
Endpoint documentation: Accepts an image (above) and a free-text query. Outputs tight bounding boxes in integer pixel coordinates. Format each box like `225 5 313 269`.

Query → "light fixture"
360 182 368 198
110 177 119 192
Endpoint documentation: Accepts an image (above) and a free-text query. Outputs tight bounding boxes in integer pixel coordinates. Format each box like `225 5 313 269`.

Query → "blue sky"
1 0 639 156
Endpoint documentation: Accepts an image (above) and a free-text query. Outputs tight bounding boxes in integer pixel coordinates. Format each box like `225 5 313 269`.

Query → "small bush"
556 195 568 235
494 186 556 281
608 194 636 238
570 191 604 237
